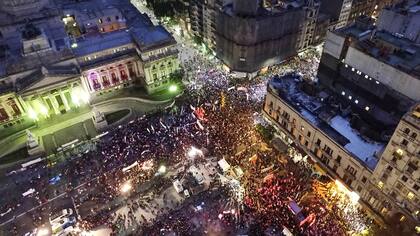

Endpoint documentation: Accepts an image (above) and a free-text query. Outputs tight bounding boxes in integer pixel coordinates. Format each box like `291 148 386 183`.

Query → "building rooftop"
354 31 420 78
73 30 133 57
268 74 384 170
337 19 420 78
130 25 176 52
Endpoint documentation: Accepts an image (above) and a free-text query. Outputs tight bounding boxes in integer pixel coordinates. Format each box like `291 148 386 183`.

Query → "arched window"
403 128 410 134
411 133 417 139
111 72 118 84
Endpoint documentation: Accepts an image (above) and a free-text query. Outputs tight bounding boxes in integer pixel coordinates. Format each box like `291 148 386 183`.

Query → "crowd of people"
0 28 379 236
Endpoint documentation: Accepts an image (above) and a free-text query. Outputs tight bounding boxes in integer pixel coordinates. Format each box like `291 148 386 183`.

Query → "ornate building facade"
0 1 179 128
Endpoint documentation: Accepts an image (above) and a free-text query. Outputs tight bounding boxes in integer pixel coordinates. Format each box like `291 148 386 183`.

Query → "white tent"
218 159 231 172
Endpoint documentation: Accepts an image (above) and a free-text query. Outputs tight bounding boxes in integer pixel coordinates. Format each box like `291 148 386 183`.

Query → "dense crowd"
0 34 378 236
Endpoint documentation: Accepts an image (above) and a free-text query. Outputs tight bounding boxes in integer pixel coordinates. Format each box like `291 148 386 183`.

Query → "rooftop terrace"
268 75 384 170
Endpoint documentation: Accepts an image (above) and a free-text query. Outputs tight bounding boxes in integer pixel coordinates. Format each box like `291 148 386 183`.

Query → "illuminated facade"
370 105 420 228
0 2 179 128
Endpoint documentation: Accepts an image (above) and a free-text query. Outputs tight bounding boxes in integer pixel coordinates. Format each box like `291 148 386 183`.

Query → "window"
301 126 304 131
414 184 419 191
107 17 111 22
401 139 409 146
346 165 357 176
407 192 414 200
307 131 311 137
98 18 103 24
361 176 367 183
336 155 342 164
116 15 120 20
411 133 417 139
386 165 393 172
401 176 408 182
316 139 321 146
394 148 404 158
378 181 384 189
403 128 410 134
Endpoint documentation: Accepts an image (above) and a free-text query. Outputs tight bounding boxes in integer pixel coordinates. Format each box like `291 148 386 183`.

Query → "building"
189 0 223 50
0 0 50 17
377 0 420 44
319 0 353 29
370 104 420 228
0 0 179 129
215 0 320 74
373 0 404 18
263 15 420 232
317 16 419 141
347 0 376 23
186 0 320 74
263 74 419 234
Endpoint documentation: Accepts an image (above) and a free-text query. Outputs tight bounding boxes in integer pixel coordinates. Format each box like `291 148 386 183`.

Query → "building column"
106 70 112 85
59 89 71 111
48 94 60 114
125 64 132 80
15 96 27 114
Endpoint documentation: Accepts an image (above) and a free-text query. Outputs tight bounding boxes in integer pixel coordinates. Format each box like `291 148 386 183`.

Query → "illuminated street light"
120 181 132 194
36 227 50 236
168 84 178 93
158 165 166 174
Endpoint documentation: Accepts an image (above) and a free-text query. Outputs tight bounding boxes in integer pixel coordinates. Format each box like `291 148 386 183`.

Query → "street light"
120 181 132 194
158 165 166 174
36 227 50 236
168 84 178 93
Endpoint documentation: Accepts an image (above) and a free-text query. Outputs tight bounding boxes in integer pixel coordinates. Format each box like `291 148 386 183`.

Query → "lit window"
376 81 380 84
355 100 359 104
369 77 372 80
98 18 102 24
407 192 414 200
348 96 352 100
395 148 404 158
352 68 355 72
365 106 370 111
341 91 345 96
378 181 384 189
400 215 406 222
365 75 368 79
345 64 348 68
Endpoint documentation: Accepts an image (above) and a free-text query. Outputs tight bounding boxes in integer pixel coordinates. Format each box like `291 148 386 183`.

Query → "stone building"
370 104 420 229
0 0 179 128
263 14 420 233
187 0 320 74
216 0 319 74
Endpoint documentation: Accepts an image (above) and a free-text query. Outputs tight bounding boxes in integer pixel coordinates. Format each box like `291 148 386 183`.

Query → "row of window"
98 16 121 24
